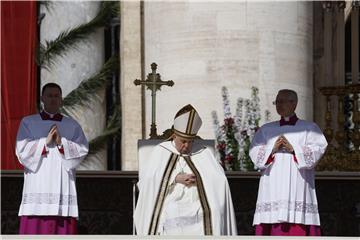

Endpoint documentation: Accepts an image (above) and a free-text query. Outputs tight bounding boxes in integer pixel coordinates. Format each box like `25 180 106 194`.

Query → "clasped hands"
272 135 294 154
46 124 62 146
175 173 196 187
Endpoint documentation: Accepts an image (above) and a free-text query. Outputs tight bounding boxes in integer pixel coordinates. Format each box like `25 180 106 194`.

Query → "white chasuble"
134 141 237 235
249 120 328 226
16 113 89 217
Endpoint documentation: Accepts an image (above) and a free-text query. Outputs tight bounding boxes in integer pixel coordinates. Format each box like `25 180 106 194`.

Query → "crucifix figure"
134 62 174 139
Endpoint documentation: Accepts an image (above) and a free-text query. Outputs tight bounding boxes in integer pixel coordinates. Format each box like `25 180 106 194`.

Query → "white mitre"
172 104 202 139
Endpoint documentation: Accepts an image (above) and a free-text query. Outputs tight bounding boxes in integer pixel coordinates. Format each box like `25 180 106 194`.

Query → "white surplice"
16 113 89 218
134 141 237 235
249 119 328 226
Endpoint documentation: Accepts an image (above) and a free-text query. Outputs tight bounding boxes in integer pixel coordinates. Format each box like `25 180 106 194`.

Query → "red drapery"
1 1 38 169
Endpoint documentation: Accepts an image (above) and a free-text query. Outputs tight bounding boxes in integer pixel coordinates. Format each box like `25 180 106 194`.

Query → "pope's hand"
175 173 196 187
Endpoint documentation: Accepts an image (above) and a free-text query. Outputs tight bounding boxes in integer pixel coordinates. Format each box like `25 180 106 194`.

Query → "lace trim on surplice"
22 193 77 205
68 141 80 158
256 145 266 166
302 146 315 166
255 200 318 214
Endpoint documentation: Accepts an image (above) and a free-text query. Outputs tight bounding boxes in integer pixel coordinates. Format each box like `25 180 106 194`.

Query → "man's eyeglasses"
272 100 294 105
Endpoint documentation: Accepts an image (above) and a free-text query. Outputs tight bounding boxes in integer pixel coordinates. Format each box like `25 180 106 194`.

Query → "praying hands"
46 125 62 146
272 135 294 154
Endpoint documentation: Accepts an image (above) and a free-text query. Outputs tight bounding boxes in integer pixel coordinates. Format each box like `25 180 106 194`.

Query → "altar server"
16 83 88 234
250 89 327 236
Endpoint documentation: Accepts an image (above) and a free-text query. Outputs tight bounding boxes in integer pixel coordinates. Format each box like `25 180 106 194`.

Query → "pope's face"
275 92 297 117
41 87 62 114
173 135 193 154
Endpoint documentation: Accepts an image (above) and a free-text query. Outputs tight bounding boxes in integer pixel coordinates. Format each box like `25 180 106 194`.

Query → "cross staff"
134 63 174 139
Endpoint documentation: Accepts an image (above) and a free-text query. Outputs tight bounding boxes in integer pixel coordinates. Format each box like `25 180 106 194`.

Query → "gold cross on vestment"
134 63 174 139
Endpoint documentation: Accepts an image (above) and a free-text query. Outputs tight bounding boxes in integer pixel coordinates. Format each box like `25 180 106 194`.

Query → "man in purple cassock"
16 83 88 234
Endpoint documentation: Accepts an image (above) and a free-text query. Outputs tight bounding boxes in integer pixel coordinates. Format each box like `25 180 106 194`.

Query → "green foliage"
61 55 119 115
214 86 263 171
88 107 121 154
37 1 120 69
241 136 254 171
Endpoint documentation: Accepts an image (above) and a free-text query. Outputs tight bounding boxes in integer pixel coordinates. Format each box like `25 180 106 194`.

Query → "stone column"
323 1 334 87
143 1 314 139
320 2 338 135
40 2 106 170
334 2 346 85
313 2 326 129
120 1 143 170
352 2 359 84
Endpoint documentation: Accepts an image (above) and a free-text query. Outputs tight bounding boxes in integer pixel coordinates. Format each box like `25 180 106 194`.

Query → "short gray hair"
278 89 298 103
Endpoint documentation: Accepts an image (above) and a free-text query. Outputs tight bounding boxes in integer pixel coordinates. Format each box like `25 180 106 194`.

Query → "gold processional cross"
134 63 174 139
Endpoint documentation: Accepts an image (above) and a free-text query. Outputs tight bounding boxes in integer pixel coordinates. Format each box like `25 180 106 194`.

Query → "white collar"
43 109 59 118
283 113 295 121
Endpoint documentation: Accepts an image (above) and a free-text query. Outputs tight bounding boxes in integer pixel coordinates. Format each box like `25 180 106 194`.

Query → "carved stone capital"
336 1 346 10
322 1 334 12
353 0 360 9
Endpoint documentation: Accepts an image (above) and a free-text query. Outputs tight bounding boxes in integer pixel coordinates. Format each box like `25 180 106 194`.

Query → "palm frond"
109 1 120 17
88 107 121 154
61 55 119 115
37 1 119 68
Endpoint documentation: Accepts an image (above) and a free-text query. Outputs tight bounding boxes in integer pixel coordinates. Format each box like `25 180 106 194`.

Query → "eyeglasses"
272 100 294 105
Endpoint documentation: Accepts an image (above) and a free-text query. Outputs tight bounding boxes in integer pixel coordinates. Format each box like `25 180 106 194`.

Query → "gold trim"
185 110 195 134
184 156 213 235
148 153 179 235
173 129 197 139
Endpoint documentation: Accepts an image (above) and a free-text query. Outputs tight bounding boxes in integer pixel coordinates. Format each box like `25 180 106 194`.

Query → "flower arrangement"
212 86 269 171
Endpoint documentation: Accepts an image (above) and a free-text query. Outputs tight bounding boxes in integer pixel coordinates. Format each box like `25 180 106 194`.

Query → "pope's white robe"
134 141 237 235
249 119 327 226
16 113 89 218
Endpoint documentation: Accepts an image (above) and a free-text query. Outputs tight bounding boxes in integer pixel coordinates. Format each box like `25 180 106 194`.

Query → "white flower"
243 99 251 130
235 97 244 131
222 86 232 119
213 86 268 171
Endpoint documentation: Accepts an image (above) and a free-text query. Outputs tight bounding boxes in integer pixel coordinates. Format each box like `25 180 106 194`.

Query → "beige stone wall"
120 1 143 170
143 1 314 141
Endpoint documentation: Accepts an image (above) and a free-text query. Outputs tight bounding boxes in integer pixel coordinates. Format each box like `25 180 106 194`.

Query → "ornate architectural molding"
353 0 360 9
322 1 334 12
336 1 346 10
